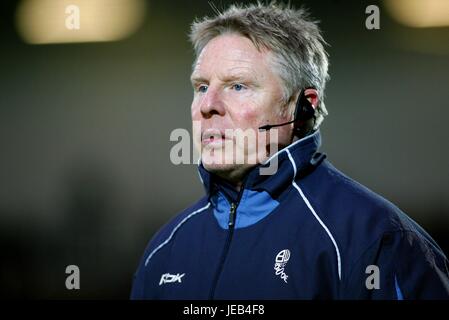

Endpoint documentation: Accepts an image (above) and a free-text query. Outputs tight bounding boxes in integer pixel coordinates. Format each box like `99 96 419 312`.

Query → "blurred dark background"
0 0 448 299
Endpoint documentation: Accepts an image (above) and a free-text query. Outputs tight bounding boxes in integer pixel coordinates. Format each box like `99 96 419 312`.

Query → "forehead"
192 34 272 79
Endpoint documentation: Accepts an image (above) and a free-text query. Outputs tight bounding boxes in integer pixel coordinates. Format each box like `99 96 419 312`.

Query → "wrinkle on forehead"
191 34 271 81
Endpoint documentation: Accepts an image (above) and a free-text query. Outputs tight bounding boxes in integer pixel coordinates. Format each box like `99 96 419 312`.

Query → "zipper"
209 186 244 299
228 203 237 227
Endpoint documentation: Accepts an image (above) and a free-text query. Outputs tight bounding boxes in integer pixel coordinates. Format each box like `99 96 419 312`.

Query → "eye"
231 83 246 91
198 84 208 93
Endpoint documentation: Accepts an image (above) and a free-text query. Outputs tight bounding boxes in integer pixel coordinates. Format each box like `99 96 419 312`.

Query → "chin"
202 160 237 173
202 159 254 183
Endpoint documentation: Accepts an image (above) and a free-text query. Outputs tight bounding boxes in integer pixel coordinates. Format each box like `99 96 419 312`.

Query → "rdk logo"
159 273 185 286
274 249 290 283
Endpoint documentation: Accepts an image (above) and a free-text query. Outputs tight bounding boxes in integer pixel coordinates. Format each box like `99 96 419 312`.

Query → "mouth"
201 129 227 146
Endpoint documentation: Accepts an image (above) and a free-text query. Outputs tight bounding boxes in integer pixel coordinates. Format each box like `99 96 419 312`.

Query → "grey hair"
189 1 330 129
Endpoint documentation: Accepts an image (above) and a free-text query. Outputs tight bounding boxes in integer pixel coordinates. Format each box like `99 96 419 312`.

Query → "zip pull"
228 203 237 228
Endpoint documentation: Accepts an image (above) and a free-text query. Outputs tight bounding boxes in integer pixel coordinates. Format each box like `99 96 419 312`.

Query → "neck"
214 172 244 192
209 141 296 191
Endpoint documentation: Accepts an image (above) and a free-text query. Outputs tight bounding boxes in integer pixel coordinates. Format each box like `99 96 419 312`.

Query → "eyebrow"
190 72 255 85
190 75 208 85
221 73 252 83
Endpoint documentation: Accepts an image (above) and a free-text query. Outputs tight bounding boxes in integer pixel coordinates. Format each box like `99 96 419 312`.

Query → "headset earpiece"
293 87 316 137
258 87 317 137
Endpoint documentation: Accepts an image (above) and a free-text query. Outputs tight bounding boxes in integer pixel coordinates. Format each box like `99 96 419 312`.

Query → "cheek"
235 91 278 125
234 108 260 129
191 101 201 120
191 109 202 152
231 101 262 128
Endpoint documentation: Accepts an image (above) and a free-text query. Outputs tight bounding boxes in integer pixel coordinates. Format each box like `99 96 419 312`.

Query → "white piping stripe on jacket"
144 202 211 267
263 129 320 165
286 148 342 281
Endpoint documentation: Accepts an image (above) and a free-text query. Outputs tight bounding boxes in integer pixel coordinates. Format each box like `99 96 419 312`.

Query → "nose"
200 87 226 119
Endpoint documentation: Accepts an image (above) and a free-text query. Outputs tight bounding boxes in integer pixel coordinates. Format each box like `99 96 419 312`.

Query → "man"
131 3 449 299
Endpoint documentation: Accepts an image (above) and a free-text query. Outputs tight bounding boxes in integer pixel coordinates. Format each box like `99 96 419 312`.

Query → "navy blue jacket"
131 131 449 299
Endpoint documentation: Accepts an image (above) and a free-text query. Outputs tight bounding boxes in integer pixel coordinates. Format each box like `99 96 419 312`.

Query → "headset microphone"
258 87 316 138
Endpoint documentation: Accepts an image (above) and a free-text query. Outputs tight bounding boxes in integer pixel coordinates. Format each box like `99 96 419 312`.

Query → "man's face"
190 34 293 183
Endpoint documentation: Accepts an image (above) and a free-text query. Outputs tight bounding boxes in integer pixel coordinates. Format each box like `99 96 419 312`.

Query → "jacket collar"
198 130 323 200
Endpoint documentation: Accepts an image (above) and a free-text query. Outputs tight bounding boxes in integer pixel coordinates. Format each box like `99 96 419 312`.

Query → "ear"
304 88 319 109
